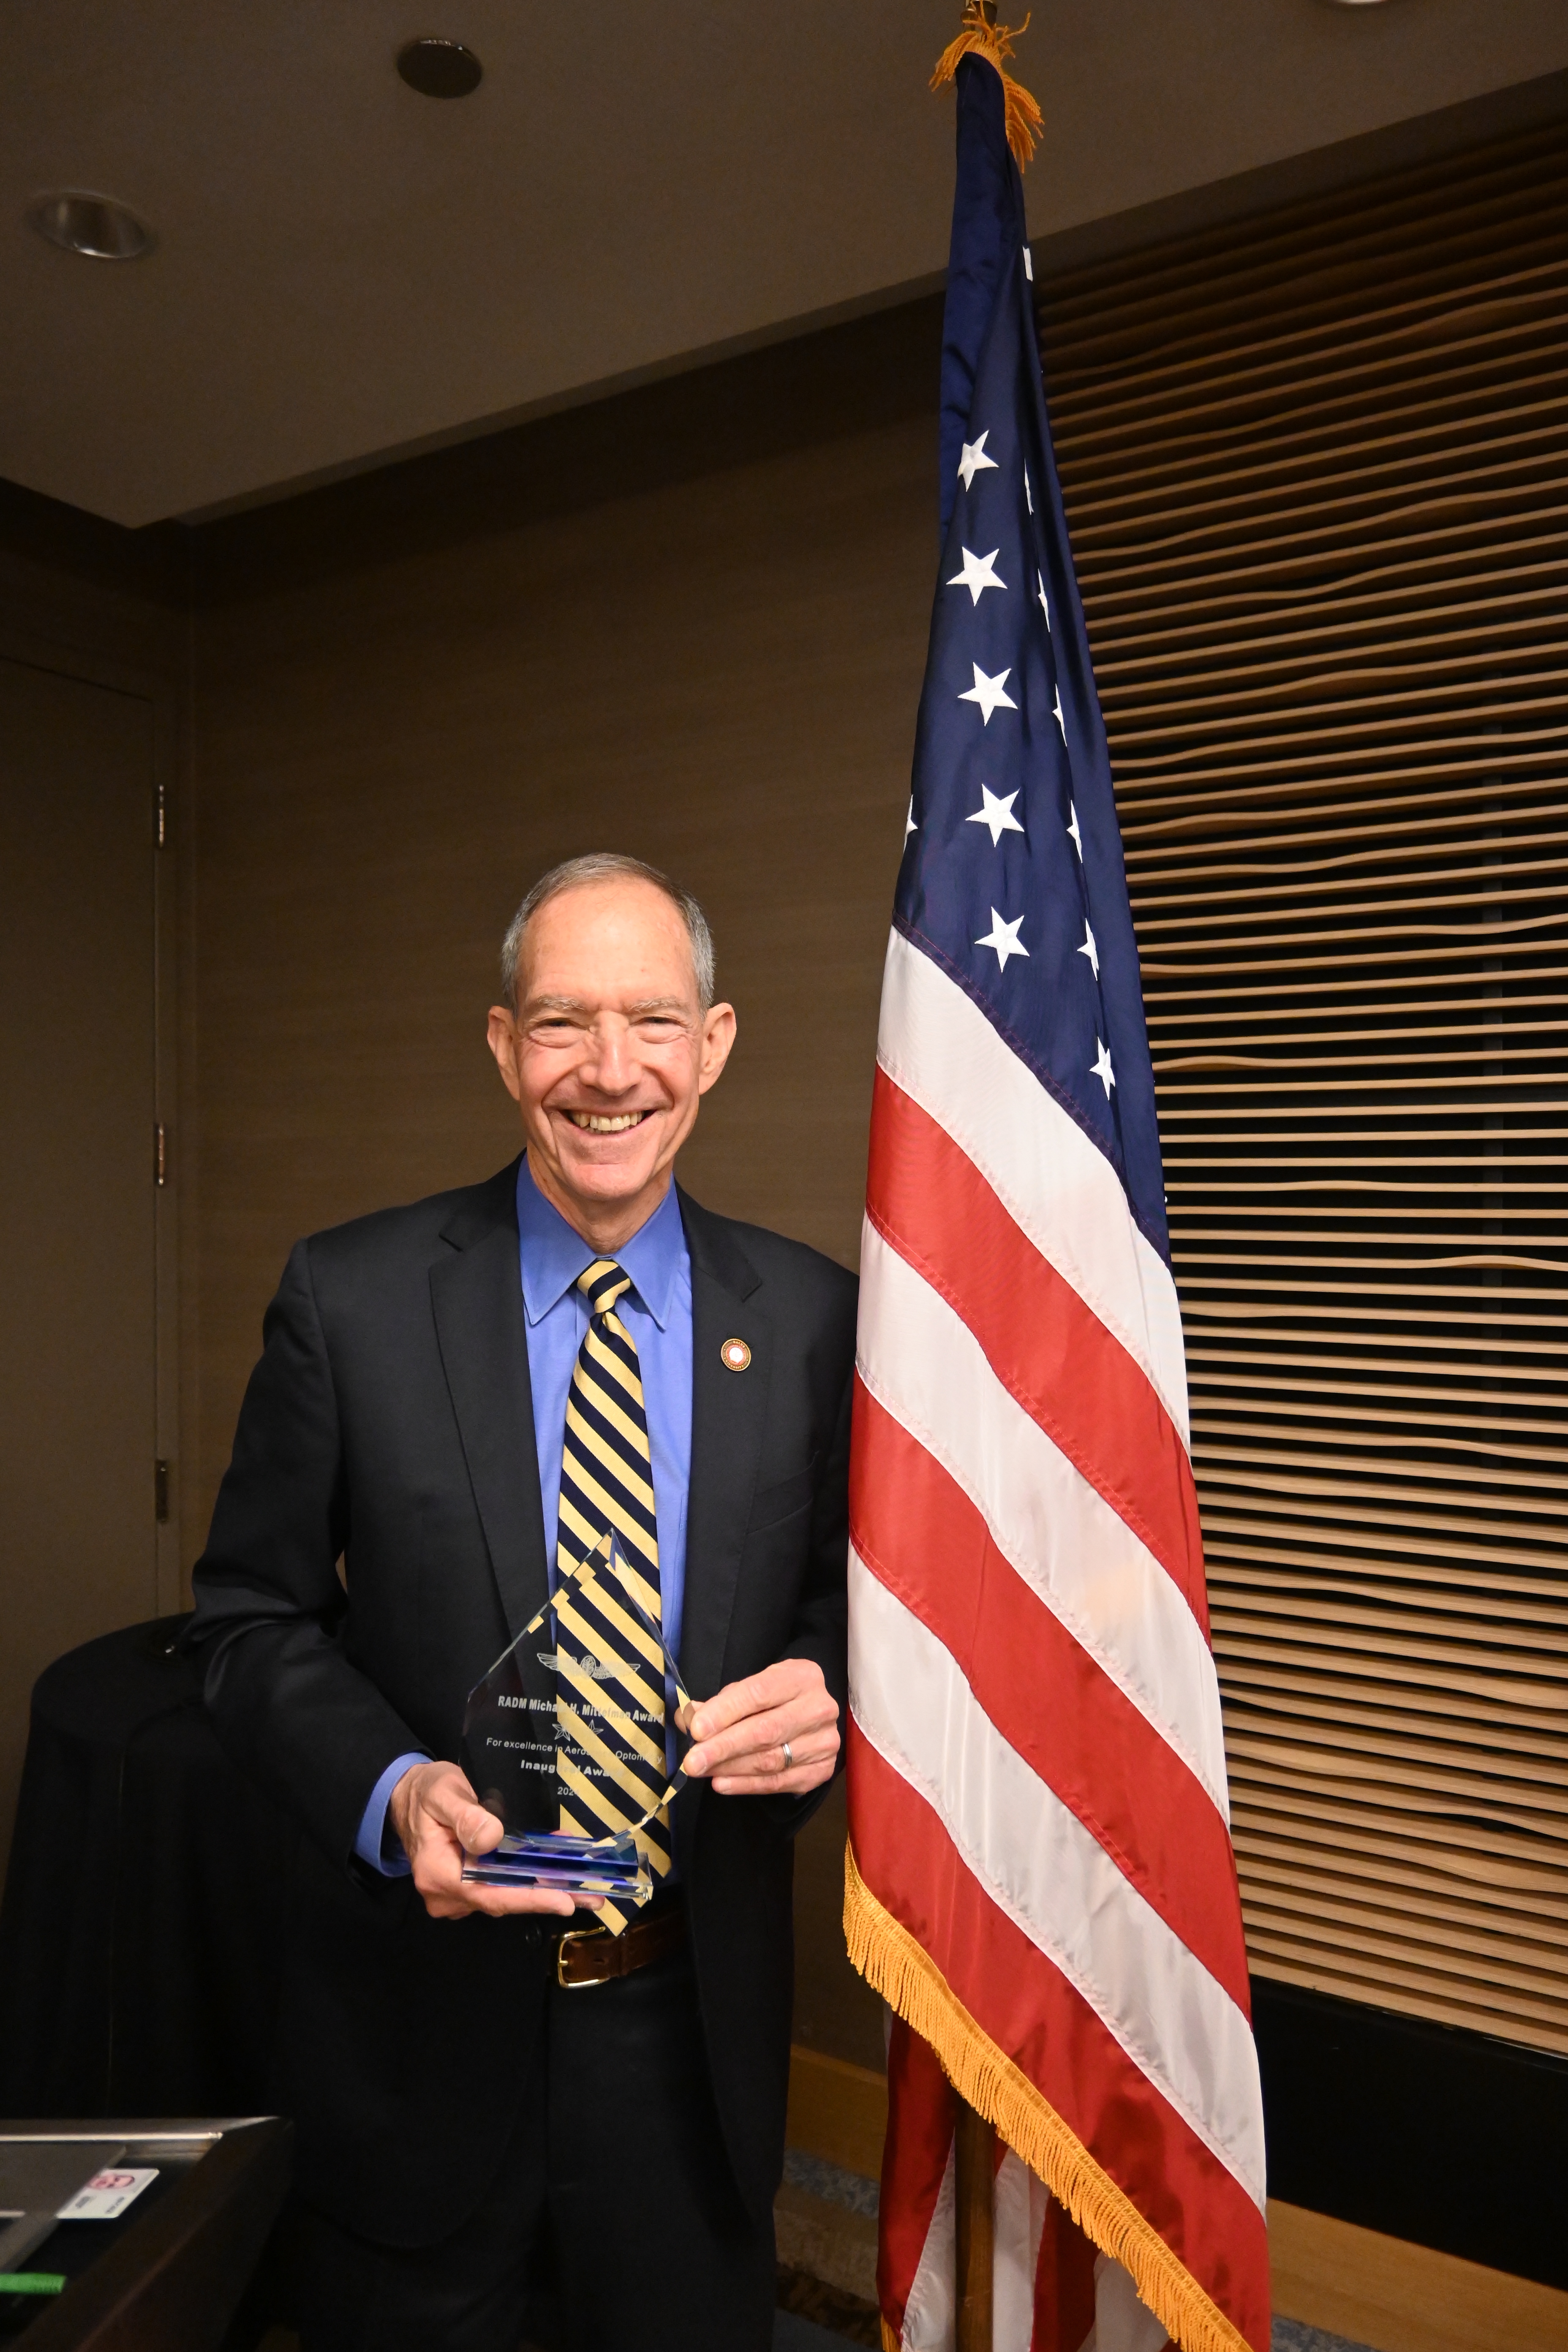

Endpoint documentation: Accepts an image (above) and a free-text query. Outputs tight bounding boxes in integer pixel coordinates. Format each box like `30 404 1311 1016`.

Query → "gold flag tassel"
846 1845 1255 2352
931 1 1043 174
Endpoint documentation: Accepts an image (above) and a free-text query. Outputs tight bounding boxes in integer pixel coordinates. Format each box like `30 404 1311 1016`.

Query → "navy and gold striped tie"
555 1258 672 1931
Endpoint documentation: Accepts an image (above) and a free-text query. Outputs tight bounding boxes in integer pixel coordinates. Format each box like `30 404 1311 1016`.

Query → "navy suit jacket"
189 1160 856 2246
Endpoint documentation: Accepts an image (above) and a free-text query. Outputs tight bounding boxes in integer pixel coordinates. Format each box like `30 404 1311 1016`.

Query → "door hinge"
155 1459 172 1524
155 780 169 848
154 1122 168 1185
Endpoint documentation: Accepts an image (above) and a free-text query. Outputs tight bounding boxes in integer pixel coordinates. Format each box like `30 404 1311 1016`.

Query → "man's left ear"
697 1002 738 1095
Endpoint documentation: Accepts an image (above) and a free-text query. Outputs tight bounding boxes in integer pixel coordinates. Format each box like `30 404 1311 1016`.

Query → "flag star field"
895 204 1168 1262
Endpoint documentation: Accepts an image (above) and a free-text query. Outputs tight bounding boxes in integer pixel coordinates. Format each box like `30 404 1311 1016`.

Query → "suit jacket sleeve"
189 1238 425 1871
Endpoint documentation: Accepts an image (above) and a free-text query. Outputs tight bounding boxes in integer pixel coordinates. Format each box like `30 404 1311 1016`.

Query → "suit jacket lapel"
678 1189 768 1707
429 1162 550 1643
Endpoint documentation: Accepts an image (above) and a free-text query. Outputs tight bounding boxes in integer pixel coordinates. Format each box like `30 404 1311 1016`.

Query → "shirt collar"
514 1155 686 1331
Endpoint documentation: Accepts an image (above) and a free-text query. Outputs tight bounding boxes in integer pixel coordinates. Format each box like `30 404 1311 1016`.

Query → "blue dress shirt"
354 1157 694 1876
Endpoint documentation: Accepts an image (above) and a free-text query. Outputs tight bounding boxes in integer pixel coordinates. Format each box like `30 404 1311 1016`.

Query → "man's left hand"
680 1658 840 1795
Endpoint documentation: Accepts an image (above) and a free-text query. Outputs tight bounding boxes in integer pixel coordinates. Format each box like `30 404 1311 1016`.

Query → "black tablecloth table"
0 1619 294 2121
0 2119 291 2351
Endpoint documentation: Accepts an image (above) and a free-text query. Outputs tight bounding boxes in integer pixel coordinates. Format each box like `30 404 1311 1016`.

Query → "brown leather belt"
553 1895 685 1990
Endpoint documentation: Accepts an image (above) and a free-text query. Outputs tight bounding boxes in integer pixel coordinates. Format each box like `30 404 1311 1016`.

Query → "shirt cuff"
354 1750 430 1877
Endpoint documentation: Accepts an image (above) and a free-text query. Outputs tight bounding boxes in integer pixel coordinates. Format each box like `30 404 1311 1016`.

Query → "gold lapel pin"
720 1337 752 1373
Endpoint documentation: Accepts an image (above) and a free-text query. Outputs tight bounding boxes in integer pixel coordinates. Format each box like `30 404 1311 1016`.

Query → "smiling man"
189 855 857 2352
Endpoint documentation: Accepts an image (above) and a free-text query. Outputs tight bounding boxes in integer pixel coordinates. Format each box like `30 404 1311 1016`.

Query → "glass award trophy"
458 1531 695 1902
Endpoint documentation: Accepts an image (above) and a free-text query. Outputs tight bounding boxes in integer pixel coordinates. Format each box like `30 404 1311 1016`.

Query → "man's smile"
561 1108 655 1133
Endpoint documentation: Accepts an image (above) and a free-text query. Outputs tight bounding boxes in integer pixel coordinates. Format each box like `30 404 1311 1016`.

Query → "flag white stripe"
858 1224 1229 1818
1084 2256 1173 2352
850 1551 1267 2211
877 930 1190 1448
993 2149 1048 2352
900 2145 957 2352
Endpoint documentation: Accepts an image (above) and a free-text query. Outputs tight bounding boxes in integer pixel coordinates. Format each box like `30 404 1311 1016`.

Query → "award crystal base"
458 1532 693 1899
460 1827 647 1898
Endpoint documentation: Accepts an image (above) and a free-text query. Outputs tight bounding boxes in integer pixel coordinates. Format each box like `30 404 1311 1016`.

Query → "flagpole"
953 2097 995 2352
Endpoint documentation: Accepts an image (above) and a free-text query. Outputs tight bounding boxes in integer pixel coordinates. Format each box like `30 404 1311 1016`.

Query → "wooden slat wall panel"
1039 117 1568 2055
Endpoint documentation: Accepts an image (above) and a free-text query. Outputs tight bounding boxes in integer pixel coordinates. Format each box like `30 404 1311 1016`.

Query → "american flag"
844 49 1270 2352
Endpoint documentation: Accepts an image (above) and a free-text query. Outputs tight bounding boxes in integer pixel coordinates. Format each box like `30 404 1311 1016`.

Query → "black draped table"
0 2119 291 2350
0 1619 294 2122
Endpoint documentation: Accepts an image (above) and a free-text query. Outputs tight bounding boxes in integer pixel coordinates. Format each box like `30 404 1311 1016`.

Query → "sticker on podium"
57 2168 158 2220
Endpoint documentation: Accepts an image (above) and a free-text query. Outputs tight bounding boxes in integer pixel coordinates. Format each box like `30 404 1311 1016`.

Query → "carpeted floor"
770 2155 1378 2351
772 2312 1376 2349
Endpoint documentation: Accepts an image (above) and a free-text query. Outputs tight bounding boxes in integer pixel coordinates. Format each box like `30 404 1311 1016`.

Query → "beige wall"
187 305 937 1551
0 485 186 681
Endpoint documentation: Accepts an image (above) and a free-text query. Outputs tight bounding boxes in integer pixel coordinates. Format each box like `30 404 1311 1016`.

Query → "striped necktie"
554 1257 672 1931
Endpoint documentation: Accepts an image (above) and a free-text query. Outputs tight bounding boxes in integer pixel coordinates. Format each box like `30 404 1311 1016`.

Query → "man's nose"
582 1021 636 1090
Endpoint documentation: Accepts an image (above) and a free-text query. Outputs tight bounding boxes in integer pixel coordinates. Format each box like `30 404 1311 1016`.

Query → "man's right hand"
387 1761 598 1922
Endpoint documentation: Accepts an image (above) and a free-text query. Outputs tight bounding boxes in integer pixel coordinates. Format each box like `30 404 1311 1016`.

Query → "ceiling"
3 0 1565 529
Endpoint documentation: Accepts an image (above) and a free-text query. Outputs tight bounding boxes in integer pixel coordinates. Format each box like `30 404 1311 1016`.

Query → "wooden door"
0 657 161 1881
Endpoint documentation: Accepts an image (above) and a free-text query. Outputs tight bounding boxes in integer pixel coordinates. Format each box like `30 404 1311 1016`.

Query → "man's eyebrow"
521 994 691 1017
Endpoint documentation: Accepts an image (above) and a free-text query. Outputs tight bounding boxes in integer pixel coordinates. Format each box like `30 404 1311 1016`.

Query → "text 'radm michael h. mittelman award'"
459 1530 695 1905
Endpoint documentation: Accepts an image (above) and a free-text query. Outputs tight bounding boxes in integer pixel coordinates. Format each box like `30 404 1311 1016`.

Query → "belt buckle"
555 1925 611 1990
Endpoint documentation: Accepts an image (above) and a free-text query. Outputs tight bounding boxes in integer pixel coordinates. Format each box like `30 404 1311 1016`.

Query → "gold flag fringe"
930 3 1043 173
845 1843 1255 2352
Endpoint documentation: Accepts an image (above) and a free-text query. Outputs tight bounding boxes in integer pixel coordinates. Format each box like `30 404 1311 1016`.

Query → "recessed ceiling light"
29 191 154 261
396 37 483 98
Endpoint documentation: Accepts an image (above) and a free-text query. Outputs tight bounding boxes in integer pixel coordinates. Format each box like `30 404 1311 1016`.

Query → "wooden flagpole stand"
954 2096 996 2352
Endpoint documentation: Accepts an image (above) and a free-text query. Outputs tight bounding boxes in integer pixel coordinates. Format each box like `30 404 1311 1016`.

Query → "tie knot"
578 1258 633 1317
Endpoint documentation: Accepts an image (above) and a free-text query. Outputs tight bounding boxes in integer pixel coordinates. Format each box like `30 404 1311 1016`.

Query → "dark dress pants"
290 1941 776 2352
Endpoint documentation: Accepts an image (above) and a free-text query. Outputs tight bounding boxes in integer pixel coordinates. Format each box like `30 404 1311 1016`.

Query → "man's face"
487 878 735 1239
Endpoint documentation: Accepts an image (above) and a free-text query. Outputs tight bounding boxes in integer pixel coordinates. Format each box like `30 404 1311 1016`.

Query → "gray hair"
500 852 716 1014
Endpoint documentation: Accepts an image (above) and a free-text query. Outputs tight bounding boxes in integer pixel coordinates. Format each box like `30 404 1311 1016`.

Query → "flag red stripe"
867 1068 1208 1633
851 1729 1271 2352
851 1383 1251 2011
